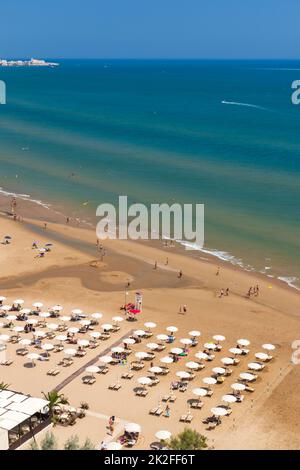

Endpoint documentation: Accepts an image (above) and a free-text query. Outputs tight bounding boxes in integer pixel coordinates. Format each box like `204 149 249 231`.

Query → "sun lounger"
144 332 153 338
17 348 28 356
191 400 203 409
98 366 109 374
108 383 121 391
136 389 148 397
47 369 60 376
244 385 255 392
169 394 177 402
76 350 87 357
1 360 13 366
121 372 134 379
180 413 193 423
160 367 170 375
90 341 99 349
131 362 145 370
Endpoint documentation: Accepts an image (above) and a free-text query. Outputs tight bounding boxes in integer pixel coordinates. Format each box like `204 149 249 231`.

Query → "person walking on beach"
183 304 187 314
66 217 70 224
43 222 47 230
216 266 220 276
154 261 157 270
164 404 170 417
219 288 224 298
225 288 230 296
178 269 183 278
165 257 169 265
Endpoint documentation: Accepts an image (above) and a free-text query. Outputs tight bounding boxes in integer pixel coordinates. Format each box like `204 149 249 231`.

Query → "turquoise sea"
0 60 300 288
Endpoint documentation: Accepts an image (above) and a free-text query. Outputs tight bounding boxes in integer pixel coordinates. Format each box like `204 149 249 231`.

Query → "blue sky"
0 0 299 59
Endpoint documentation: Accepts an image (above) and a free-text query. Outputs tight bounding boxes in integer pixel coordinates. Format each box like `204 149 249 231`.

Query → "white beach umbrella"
248 362 263 371
146 342 159 350
33 302 43 308
60 316 71 322
72 309 83 315
0 296 7 302
221 357 234 365
192 387 208 397
0 322 3 328
14 299 24 305
180 338 193 345
85 365 100 375
33 331 46 337
12 326 24 333
56 335 67 342
144 322 157 329
255 352 269 361
101 323 113 331
39 312 50 319
6 315 17 321
78 339 89 347
135 351 149 360
19 338 31 346
212 367 226 375
123 338 135 345
0 334 10 342
27 353 40 361
47 323 58 331
195 351 209 360
186 361 199 370
156 334 169 341
166 326 178 333
27 319 38 325
176 371 190 379
160 356 173 364
90 331 101 339
91 313 103 319
67 327 79 334
112 316 123 323
51 305 63 312
99 355 113 363
155 430 171 441
125 423 141 433
237 339 250 347
204 342 217 350
231 383 246 391
79 319 91 326
211 407 228 417
213 335 226 342
111 346 124 354
2 305 12 312
262 343 275 351
138 377 152 386
42 343 54 354
134 330 146 337
240 372 256 381
106 442 123 450
20 308 31 315
189 330 201 337
64 348 76 356
222 394 237 403
203 377 217 385
229 347 243 355
149 366 162 374
171 347 183 355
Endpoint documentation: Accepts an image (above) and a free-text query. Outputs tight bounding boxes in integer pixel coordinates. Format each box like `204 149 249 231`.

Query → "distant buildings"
0 58 59 67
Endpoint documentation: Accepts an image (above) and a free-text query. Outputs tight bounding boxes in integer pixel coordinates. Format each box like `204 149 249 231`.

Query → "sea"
0 59 300 289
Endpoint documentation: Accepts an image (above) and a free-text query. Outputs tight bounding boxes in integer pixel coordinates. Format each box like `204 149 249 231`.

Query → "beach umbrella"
125 423 141 433
14 299 24 305
144 322 157 329
134 330 146 337
72 309 83 315
111 346 124 353
112 316 123 323
55 335 67 342
0 296 7 301
67 327 79 334
221 357 234 365
39 248 46 253
176 371 190 379
12 326 24 333
248 362 263 371
138 377 152 386
146 342 159 350
203 377 217 385
33 331 46 337
51 305 63 312
47 323 58 330
99 355 113 363
0 334 10 342
64 348 76 356
19 338 31 346
129 309 140 315
160 356 173 364
192 388 208 397
237 339 250 347
231 383 246 391
166 326 178 333
2 305 12 312
33 302 43 309
204 342 217 350
85 365 100 375
27 319 38 325
229 347 243 355
171 347 183 355
180 338 193 345
212 367 226 375
42 343 54 355
27 353 40 362
240 372 256 381
90 331 101 339
106 442 122 450
189 330 201 337
213 335 226 342
79 319 91 326
262 343 275 351
156 334 169 341
123 338 135 345
20 308 31 315
185 361 199 370
6 314 17 321
255 352 269 361
91 313 103 319
101 323 113 331
149 366 162 374
60 316 71 322
195 352 209 360
211 407 228 417
78 339 89 347
135 351 149 360
222 394 237 403
39 312 50 319
155 430 171 441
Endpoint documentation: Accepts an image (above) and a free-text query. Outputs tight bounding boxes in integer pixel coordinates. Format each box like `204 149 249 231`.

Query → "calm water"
0 60 300 288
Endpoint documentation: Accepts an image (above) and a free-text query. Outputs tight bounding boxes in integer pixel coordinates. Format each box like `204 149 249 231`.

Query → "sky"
0 0 299 59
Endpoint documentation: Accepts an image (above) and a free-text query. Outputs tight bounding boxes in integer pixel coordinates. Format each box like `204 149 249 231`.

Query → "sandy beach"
0 194 300 450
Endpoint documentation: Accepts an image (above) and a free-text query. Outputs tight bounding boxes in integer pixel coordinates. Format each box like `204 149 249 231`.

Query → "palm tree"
42 390 69 413
168 428 208 450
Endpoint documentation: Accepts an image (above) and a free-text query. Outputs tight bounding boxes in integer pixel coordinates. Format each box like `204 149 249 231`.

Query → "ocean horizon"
0 59 300 289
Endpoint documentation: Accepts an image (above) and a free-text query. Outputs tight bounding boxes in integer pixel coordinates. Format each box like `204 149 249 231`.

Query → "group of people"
246 285 259 298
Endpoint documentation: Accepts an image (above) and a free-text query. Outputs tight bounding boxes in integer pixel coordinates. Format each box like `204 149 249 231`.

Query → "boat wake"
221 100 266 110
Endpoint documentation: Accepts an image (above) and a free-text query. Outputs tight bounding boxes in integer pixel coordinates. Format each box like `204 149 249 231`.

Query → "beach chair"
191 400 203 410
108 383 121 391
98 366 109 374
244 385 255 392
180 413 193 423
162 395 171 402
1 359 13 366
121 372 134 379
155 407 163 416
169 394 177 402
136 389 148 397
90 341 99 349
17 348 28 356
149 407 159 415
160 367 170 375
